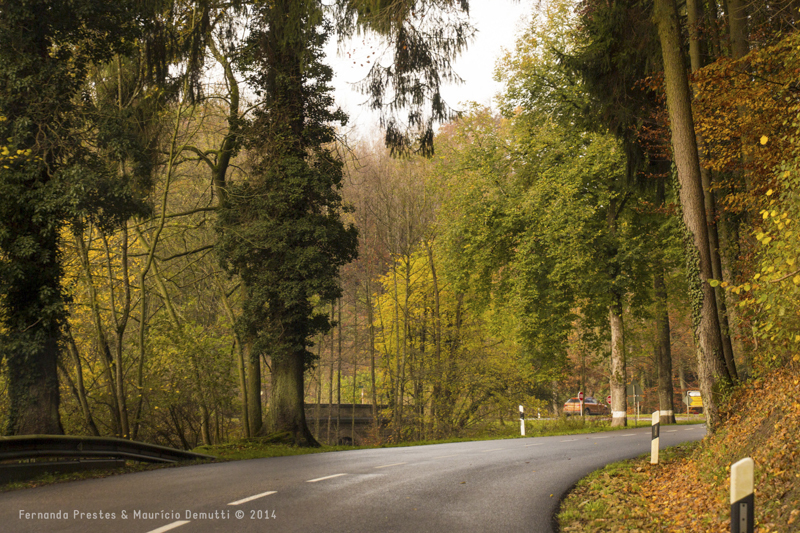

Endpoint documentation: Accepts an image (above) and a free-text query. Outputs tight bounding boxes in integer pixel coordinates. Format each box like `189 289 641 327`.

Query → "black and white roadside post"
519 405 525 436
731 457 754 533
650 411 660 465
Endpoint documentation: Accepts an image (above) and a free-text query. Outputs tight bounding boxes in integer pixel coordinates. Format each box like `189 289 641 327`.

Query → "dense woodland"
0 0 798 449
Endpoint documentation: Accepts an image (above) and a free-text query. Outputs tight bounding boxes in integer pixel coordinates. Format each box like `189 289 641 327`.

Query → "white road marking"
228 491 277 505
622 434 635 436
307 473 347 483
685 428 695 430
146 521 191 533
524 443 543 447
374 462 407 469
560 439 578 442
592 436 609 439
436 454 461 458
667 430 678 433
482 448 505 452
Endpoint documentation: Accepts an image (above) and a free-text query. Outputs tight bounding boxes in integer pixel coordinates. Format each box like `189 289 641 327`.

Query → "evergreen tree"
217 0 358 445
335 0 474 155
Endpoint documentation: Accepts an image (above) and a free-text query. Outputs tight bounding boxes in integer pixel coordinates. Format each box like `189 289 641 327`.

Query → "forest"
0 0 798 454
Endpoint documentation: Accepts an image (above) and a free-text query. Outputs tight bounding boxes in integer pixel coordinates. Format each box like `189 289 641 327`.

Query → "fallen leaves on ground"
559 367 800 532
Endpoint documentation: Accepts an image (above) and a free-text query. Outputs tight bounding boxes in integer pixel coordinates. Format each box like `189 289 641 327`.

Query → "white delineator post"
650 411 660 465
519 405 525 436
730 458 754 533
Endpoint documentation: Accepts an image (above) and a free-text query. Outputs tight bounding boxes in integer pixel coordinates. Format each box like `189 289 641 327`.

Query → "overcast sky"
325 0 533 138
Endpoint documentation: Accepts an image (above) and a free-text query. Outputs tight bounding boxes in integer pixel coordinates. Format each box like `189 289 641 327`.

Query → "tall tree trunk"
327 304 335 444
245 337 262 435
352 286 358 444
701 170 739 381
132 282 148 441
217 279 251 438
726 0 749 59
75 229 121 435
315 337 323 440
392 262 402 439
654 269 677 425
717 214 748 373
654 0 731 431
4 286 63 434
688 0 738 382
398 253 412 438
425 242 443 436
268 348 318 446
64 327 100 436
105 229 131 438
365 278 379 432
609 298 627 427
336 298 343 443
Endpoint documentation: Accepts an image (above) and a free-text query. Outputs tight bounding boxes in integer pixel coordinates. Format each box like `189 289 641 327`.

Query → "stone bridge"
304 404 388 446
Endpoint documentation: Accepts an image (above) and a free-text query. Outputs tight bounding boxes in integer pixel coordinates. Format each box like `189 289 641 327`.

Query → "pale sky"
325 0 533 138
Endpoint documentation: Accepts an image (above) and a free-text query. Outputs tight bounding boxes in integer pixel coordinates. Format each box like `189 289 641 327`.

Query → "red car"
563 397 608 416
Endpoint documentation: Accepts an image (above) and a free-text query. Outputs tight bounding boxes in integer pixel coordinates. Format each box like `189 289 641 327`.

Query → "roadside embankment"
558 368 800 532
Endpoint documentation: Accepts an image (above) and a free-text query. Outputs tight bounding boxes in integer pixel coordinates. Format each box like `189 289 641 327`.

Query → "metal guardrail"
0 435 215 464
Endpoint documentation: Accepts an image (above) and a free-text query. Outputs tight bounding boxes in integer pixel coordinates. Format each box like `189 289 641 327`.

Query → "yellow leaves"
767 188 774 196
793 275 800 285
761 135 769 145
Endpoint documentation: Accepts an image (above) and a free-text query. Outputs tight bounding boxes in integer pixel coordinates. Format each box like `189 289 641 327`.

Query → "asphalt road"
1 424 705 533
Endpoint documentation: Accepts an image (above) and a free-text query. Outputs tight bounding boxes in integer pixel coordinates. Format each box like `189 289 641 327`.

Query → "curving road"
1 424 705 533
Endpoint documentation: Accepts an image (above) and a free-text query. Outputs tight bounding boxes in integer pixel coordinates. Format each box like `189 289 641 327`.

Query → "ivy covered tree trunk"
3 224 64 435
1 0 144 435
217 0 357 446
687 0 738 382
269 348 317 445
653 0 730 431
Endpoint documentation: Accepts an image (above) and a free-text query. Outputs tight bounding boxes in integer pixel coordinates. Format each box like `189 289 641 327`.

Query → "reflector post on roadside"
730 458 754 533
519 405 525 436
650 411 659 465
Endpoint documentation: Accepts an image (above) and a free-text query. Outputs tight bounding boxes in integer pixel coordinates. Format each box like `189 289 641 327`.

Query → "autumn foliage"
560 367 800 532
692 34 800 216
